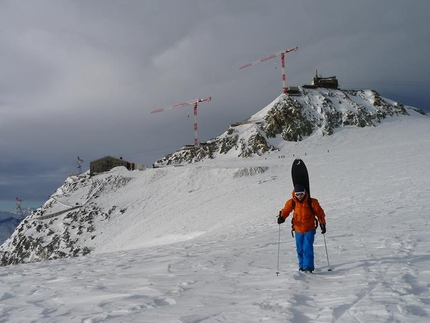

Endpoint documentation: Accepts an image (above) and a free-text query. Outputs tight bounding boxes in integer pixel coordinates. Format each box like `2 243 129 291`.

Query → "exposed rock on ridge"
0 172 132 266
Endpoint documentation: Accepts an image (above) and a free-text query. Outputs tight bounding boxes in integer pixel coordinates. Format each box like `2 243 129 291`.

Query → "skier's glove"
320 224 326 234
277 216 285 224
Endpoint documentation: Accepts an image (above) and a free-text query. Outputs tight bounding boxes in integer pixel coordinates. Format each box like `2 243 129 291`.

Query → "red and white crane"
239 46 298 94
151 96 212 147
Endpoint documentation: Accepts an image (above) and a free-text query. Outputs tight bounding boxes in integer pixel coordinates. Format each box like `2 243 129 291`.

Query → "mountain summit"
154 87 425 166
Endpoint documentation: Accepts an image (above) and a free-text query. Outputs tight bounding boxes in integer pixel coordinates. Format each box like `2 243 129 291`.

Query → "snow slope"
0 114 429 322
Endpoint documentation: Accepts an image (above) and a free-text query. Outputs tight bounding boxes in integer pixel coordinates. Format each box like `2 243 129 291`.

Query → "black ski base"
291 159 310 195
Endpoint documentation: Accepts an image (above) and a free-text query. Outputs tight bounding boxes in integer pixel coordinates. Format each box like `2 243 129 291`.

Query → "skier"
277 184 326 273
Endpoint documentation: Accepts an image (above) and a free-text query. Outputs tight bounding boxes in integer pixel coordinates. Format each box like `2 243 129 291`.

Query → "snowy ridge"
154 87 425 166
0 99 429 321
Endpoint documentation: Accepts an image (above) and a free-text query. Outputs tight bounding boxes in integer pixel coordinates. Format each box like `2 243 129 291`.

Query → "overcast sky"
1 0 429 206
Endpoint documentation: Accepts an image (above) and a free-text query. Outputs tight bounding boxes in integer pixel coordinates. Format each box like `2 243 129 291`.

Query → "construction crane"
239 46 298 94
151 97 212 147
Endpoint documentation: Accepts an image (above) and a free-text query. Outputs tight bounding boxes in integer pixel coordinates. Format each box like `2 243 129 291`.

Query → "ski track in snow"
0 116 429 322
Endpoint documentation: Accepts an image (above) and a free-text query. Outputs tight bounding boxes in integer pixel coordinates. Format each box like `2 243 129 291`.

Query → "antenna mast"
239 46 298 94
151 97 212 147
76 156 84 174
15 197 23 216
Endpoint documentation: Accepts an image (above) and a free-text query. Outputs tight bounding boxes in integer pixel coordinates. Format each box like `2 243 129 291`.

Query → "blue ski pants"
295 230 316 271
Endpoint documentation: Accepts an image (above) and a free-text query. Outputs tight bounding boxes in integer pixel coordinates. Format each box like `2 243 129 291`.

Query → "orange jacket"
280 191 326 234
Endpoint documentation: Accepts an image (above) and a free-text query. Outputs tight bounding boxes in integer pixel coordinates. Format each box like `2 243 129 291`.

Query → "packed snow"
0 113 429 322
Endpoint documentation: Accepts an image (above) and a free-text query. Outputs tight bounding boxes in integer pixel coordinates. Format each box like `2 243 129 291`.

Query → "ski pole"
323 234 332 271
276 224 281 276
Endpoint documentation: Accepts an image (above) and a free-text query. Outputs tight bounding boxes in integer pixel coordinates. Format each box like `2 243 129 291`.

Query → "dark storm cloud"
0 0 429 205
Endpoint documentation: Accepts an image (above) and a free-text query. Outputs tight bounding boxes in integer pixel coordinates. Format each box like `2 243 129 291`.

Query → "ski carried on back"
291 158 310 197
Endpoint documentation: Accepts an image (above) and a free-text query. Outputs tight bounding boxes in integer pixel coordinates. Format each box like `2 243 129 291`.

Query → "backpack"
290 198 319 238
